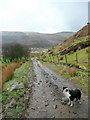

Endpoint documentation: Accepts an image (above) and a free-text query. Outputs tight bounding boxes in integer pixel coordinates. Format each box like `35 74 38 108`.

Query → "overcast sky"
0 0 88 33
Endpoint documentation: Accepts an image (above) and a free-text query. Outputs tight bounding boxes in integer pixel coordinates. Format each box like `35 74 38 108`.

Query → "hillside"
47 24 90 55
1 31 74 48
39 24 89 93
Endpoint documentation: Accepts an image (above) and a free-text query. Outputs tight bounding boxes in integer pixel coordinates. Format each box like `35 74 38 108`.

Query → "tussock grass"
2 60 34 118
68 67 76 77
0 60 26 89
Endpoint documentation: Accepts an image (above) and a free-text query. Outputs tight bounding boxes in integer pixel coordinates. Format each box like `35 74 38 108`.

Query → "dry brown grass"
86 49 90 53
0 60 26 89
60 69 66 75
68 67 76 77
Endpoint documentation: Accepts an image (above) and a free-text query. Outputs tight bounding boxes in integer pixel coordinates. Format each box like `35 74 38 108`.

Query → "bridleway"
26 58 88 118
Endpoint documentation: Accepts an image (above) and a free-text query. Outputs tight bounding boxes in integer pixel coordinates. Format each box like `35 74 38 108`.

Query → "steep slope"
40 24 89 93
47 24 90 55
1 31 74 48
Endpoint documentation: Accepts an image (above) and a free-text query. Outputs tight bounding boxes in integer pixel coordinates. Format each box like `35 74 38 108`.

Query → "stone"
6 99 16 109
7 82 24 91
61 97 69 105
31 107 35 110
54 85 58 89
46 80 48 83
53 76 57 80
52 98 55 101
7 112 13 116
73 112 77 114
53 105 57 109
52 116 55 118
45 103 49 106
45 100 49 107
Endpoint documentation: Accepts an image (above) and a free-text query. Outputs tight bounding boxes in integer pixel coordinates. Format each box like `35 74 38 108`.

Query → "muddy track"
26 58 88 118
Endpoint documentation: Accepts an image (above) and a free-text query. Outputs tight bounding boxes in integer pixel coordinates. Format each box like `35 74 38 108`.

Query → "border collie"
63 87 81 107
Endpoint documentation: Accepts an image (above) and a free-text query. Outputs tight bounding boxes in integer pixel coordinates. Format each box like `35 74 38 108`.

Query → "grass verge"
2 59 35 118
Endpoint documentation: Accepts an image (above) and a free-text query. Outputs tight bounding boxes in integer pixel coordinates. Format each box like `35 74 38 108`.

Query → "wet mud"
26 58 88 118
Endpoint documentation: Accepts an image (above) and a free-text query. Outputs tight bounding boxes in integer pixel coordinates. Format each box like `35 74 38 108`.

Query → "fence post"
49 54 52 62
57 55 59 64
48 55 49 62
65 54 68 63
51 54 53 62
52 54 54 63
49 55 50 62
76 52 78 63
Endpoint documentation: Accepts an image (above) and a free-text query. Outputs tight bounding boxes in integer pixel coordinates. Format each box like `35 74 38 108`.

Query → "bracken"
0 61 26 89
68 67 76 77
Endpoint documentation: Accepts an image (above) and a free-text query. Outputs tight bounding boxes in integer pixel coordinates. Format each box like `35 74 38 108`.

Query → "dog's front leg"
78 100 81 105
70 101 74 107
67 98 71 106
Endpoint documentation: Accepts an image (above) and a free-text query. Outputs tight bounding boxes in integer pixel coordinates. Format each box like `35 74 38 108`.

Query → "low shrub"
86 49 90 53
68 67 76 77
0 60 26 89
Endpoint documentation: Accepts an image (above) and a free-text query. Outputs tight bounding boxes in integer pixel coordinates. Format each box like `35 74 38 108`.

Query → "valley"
0 24 89 119
1 31 74 48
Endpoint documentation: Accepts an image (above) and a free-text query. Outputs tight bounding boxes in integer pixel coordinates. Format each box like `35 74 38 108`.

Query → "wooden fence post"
50 54 53 62
76 52 78 63
49 54 52 62
65 54 68 63
48 55 49 62
52 55 54 63
57 55 59 64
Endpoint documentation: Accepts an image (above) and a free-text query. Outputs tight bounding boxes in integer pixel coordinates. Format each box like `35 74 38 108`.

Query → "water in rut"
26 58 88 118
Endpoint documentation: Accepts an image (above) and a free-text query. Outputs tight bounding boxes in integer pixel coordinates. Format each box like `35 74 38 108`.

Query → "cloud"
0 0 88 33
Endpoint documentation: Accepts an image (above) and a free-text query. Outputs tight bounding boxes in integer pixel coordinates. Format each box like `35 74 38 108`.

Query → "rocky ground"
25 58 88 118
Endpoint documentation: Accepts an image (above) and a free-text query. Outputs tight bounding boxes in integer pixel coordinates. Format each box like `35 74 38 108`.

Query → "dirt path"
26 58 88 118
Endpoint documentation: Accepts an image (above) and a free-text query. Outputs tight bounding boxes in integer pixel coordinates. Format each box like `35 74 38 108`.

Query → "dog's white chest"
63 90 71 98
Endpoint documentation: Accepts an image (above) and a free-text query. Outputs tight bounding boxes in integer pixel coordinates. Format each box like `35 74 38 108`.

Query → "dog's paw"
79 101 81 105
70 104 73 107
78 100 81 105
67 102 71 106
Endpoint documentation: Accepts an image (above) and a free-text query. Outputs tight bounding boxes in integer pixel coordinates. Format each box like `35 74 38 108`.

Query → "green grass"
42 61 88 94
0 57 27 65
47 36 89 55
41 47 89 70
39 35 89 94
2 59 35 118
61 47 88 68
40 47 89 94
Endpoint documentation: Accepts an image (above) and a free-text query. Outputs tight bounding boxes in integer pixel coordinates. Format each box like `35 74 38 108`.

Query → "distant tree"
2 43 30 61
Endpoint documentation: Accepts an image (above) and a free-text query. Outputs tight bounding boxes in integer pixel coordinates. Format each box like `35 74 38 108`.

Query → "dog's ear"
63 87 67 90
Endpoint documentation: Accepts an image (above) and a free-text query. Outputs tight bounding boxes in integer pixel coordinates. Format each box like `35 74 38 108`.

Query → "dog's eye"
66 89 68 92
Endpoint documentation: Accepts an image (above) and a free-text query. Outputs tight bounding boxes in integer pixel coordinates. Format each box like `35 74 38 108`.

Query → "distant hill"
47 24 90 55
1 31 74 48
57 31 74 34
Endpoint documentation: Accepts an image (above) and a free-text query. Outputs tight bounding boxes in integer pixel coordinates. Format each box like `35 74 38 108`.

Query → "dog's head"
63 87 68 90
63 87 70 92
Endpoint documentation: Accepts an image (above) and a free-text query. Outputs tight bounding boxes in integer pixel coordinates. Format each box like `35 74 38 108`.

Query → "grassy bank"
40 47 89 94
41 47 88 69
2 59 35 118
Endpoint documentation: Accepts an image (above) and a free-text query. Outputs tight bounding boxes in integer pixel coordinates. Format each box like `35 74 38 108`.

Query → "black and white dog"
63 87 81 107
